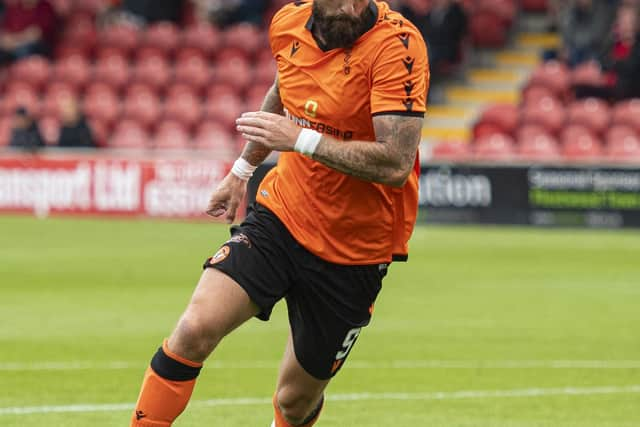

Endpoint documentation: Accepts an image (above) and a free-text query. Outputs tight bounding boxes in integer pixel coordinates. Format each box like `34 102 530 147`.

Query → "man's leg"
130 268 259 427
272 334 329 427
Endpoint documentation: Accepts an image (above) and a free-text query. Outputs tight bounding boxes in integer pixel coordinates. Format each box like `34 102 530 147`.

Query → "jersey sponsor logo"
209 246 230 264
304 99 319 118
402 56 415 74
226 233 251 248
290 40 301 57
284 108 354 140
404 80 415 96
398 33 410 49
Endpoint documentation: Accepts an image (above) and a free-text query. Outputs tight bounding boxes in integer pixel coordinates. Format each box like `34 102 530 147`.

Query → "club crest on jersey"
226 233 252 248
209 246 230 264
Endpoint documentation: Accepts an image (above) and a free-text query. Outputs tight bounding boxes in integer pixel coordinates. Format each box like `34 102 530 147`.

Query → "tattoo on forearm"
312 115 423 186
241 80 283 166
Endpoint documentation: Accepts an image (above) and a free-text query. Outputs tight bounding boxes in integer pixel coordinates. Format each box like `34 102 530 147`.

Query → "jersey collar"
305 0 379 52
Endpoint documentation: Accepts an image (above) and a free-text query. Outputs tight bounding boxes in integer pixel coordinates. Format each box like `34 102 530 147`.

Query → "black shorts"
203 203 387 380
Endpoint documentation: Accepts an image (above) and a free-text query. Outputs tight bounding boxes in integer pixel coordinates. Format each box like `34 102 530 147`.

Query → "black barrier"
247 162 640 228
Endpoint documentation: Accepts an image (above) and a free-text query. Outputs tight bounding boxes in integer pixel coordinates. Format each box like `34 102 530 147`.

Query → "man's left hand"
236 111 301 152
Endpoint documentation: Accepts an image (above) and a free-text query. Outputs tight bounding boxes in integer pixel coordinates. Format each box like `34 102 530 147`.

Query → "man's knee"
275 387 320 425
170 310 225 362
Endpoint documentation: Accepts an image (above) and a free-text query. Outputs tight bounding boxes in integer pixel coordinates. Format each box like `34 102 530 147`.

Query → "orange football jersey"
257 0 429 265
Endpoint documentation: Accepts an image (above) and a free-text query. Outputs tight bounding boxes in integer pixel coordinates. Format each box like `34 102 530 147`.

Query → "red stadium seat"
606 134 640 162
521 96 566 135
52 55 91 90
163 89 202 129
1 82 41 117
562 132 603 161
0 115 14 147
612 99 640 132
223 24 265 57
194 123 237 155
174 54 211 92
474 133 516 161
245 83 273 111
93 53 131 90
99 23 141 56
122 85 161 129
571 61 604 87
606 124 637 144
213 54 252 93
131 55 171 91
521 0 547 12
560 124 594 144
59 13 97 54
204 92 244 130
567 98 611 136
431 140 472 161
181 23 221 59
153 120 191 149
516 124 549 142
110 119 150 149
41 82 76 118
83 83 121 126
255 54 277 86
39 115 61 146
11 56 50 90
470 11 508 48
528 61 571 99
474 103 520 138
518 133 561 162
522 85 558 106
143 22 179 54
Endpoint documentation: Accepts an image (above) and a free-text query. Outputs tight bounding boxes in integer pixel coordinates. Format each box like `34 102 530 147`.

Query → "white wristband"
230 158 257 181
294 129 322 157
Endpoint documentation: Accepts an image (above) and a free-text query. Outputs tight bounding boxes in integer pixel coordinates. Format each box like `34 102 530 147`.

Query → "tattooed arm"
312 115 423 187
236 112 424 188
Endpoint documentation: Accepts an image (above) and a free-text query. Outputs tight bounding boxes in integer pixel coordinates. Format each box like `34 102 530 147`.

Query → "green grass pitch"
1 215 639 427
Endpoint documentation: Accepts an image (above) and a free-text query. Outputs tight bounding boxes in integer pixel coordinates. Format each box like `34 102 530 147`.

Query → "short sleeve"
370 30 429 116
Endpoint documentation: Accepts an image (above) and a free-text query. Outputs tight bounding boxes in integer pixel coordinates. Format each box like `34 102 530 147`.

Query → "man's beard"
312 3 374 50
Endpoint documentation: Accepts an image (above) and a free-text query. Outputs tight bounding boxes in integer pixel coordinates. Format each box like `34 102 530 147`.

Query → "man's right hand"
206 173 248 224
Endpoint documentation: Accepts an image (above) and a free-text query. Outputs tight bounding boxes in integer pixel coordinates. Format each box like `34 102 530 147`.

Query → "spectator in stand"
120 0 184 24
575 4 640 100
0 0 56 64
57 97 96 148
9 107 45 150
559 0 616 67
400 0 467 77
193 0 267 27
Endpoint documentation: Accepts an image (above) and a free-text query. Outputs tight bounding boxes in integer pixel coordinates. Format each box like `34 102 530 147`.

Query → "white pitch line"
2 360 640 371
2 385 640 416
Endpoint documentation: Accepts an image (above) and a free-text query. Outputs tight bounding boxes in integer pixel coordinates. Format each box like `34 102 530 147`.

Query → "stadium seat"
1 82 41 117
174 54 211 92
469 11 508 48
606 124 637 144
163 89 202 129
245 83 273 111
38 115 61 145
213 54 252 93
83 83 121 126
516 124 549 142
87 117 109 148
518 133 561 162
109 119 150 149
606 134 640 162
204 92 245 130
255 54 277 86
99 23 141 57
431 140 472 161
181 23 221 59
153 120 191 149
521 96 567 135
560 124 595 145
11 56 50 90
131 54 171 91
59 13 97 55
571 61 604 87
521 0 547 12
41 82 77 118
612 99 640 132
528 61 571 99
143 22 179 55
52 55 91 90
522 85 558 106
567 98 611 136
193 121 236 152
122 85 161 129
93 53 131 91
562 132 603 161
223 23 265 57
474 104 520 138
473 133 516 160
